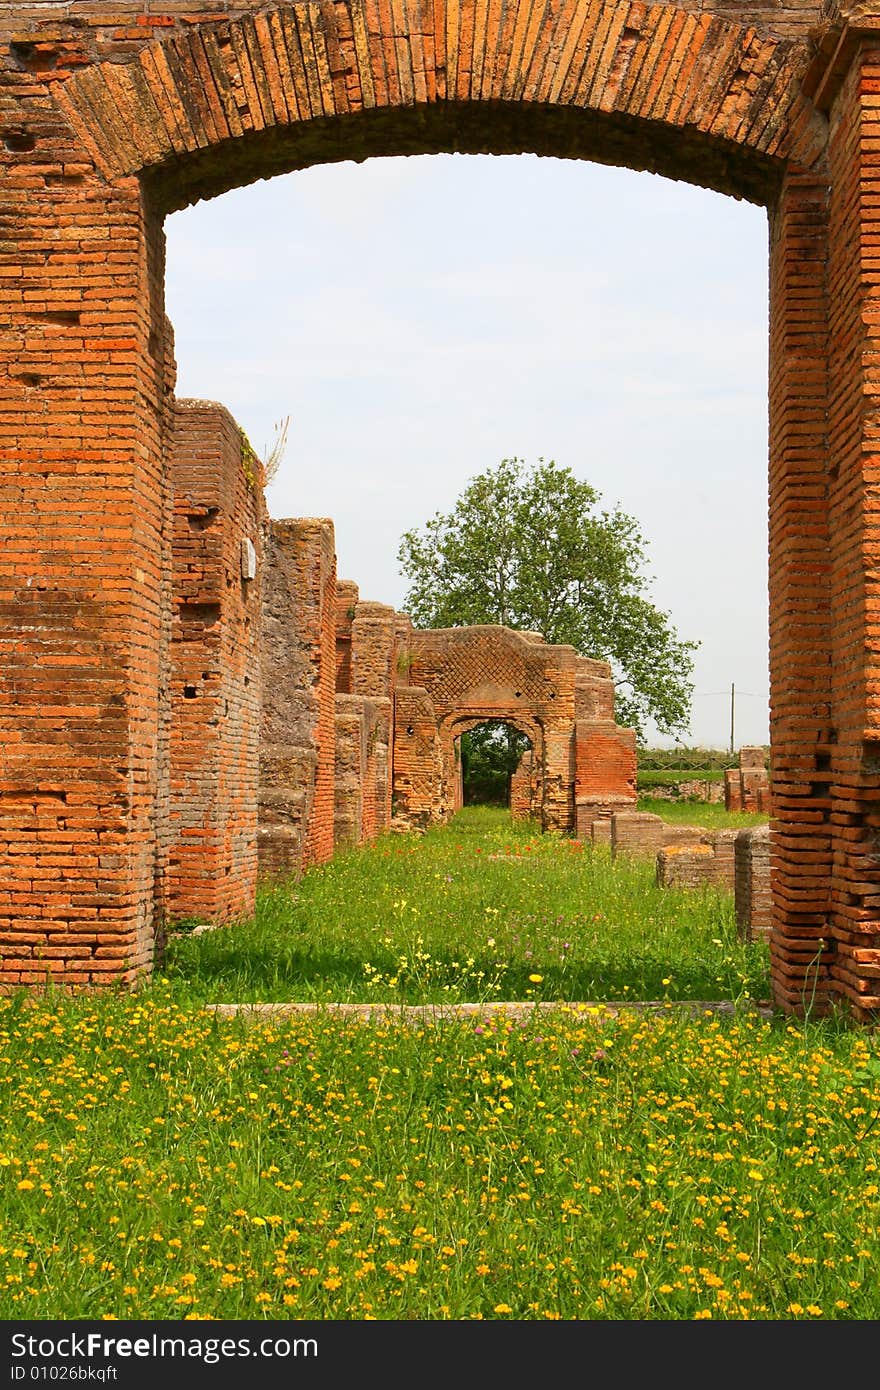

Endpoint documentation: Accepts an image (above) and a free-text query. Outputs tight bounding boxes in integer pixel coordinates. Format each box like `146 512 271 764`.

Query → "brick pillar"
767 170 835 1013
259 519 336 878
0 147 169 985
335 580 359 694
821 33 880 1017
334 694 366 850
351 601 397 830
510 750 533 821
736 825 772 943
167 401 263 923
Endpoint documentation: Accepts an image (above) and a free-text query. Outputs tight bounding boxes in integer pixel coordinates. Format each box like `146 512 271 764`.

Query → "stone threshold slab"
205 999 775 1022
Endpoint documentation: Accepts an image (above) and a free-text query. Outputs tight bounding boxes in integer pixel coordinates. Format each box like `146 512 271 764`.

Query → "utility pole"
730 682 735 755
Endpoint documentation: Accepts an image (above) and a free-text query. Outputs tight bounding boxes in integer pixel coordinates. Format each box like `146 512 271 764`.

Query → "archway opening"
458 721 533 810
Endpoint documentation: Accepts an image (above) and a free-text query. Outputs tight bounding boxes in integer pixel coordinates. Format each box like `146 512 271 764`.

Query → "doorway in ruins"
457 721 535 813
10 0 857 1013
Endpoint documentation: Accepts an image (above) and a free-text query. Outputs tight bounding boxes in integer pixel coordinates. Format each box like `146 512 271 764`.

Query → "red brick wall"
820 34 880 1018
735 825 772 942
259 519 336 878
392 687 444 827
335 579 359 695
0 152 168 987
6 0 880 1016
334 692 391 847
167 400 263 923
510 750 536 822
656 832 737 891
575 721 638 838
404 626 579 831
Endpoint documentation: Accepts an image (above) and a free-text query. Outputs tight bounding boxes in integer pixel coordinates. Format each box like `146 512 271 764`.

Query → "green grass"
2 807 877 1322
637 797 767 830
1 993 879 1319
163 807 769 1006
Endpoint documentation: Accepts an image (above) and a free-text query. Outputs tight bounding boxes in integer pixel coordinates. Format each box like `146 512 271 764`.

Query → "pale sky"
164 152 770 750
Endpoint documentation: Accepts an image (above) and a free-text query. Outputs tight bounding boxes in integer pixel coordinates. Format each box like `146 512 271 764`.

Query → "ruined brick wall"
351 601 397 700
391 629 634 832
335 580 359 695
656 831 738 891
350 600 397 832
646 778 726 804
167 400 263 923
404 626 577 831
573 657 637 836
392 687 443 827
725 746 772 813
334 692 391 848
8 0 880 1016
259 519 336 878
611 812 707 859
510 749 537 822
334 694 368 850
735 824 772 941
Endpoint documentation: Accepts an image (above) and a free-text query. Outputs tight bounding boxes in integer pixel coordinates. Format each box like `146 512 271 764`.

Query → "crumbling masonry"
6 0 880 1016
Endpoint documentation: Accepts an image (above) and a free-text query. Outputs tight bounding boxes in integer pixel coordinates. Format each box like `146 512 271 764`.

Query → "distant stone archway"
449 715 542 815
3 0 880 1015
392 625 635 832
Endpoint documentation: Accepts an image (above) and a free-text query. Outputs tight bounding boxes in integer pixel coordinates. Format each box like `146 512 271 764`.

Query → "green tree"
398 457 697 739
460 722 531 805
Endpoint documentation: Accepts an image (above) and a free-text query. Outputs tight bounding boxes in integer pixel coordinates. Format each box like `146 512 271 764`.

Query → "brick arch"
449 714 541 815
444 711 544 819
449 713 542 815
9 0 880 1017
51 1 825 211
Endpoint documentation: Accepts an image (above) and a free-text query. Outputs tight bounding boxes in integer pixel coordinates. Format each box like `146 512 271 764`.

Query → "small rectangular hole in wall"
179 602 220 627
187 508 219 531
3 130 35 152
183 685 197 699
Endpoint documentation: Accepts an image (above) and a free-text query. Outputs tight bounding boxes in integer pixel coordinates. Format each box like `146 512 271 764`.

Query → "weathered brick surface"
725 746 772 812
2 0 880 1015
334 691 391 849
656 830 737 890
393 626 634 833
510 749 537 822
391 685 444 829
167 399 263 923
335 579 359 696
648 778 726 803
735 823 772 941
575 719 638 838
258 519 336 879
612 812 705 859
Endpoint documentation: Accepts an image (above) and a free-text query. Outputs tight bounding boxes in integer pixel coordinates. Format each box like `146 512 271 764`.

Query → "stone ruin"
97 399 635 941
12 0 880 1016
725 747 772 815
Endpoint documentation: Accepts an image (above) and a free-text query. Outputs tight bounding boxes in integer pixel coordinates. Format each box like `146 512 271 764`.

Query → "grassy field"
164 807 768 1005
1 808 878 1322
637 797 768 830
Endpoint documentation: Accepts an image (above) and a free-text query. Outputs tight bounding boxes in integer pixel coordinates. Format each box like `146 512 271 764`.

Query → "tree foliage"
460 722 530 805
398 458 697 739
